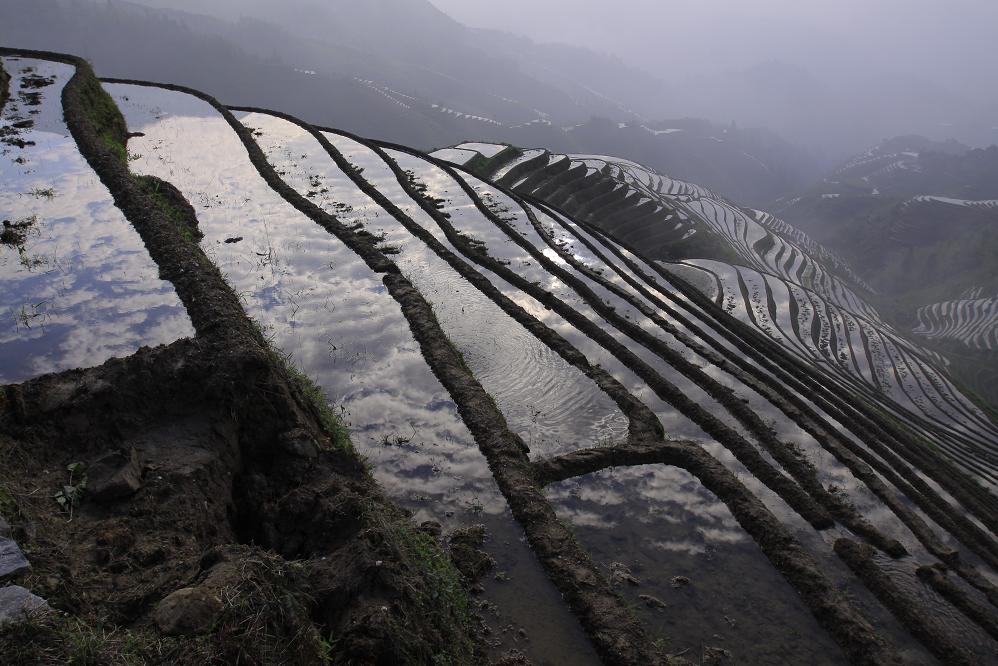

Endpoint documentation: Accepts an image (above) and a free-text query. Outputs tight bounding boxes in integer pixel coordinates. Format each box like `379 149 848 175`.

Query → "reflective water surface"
548 465 849 665
0 59 192 384
243 113 627 461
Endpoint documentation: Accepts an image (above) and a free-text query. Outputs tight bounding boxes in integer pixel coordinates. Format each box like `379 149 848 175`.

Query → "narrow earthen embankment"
835 539 978 666
0 59 11 111
518 197 998 581
603 225 998 531
510 173 998 599
359 138 838 532
575 222 998 581
916 565 998 639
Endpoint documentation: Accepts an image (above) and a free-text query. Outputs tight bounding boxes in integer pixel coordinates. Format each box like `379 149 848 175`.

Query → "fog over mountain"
434 0 998 156
9 0 996 163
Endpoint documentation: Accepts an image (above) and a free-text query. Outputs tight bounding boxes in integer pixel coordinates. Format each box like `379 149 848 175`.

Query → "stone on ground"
0 537 30 581
0 585 50 627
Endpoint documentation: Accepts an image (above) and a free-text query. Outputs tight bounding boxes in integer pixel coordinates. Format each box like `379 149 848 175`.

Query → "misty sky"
431 0 998 106
42 0 997 152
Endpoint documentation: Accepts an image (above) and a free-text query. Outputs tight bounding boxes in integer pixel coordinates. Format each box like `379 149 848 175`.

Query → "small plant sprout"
54 461 87 520
27 187 56 199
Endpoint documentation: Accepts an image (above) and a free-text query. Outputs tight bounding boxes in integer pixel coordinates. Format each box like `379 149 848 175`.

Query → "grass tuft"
249 319 355 456
133 175 199 243
76 64 128 164
361 504 477 665
464 145 521 180
0 555 328 665
284 360 354 454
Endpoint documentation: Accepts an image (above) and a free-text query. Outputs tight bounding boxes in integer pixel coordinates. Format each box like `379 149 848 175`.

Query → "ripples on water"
874 551 998 663
242 113 627 459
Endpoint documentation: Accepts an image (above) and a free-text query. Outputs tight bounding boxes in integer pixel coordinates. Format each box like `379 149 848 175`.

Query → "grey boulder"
0 585 50 626
0 537 30 581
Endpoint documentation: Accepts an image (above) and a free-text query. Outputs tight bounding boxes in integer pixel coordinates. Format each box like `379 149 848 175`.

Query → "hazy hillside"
657 57 998 161
80 0 667 127
0 0 461 146
773 137 998 406
775 137 998 306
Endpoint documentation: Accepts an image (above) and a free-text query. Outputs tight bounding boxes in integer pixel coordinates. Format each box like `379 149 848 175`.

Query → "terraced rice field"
436 143 998 479
902 195 998 210
915 296 998 351
833 148 922 181
106 113 998 661
3 54 997 664
678 258 998 478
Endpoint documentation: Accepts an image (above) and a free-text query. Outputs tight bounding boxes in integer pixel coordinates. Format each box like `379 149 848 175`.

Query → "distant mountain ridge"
0 0 821 204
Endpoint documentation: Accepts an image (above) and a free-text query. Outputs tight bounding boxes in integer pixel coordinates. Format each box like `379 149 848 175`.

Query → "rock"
223 236 243 244
89 449 143 503
671 575 691 588
134 543 167 566
153 587 223 636
0 537 31 581
639 594 667 610
489 649 531 666
609 561 640 587
704 645 732 663
417 520 442 538
0 586 50 626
